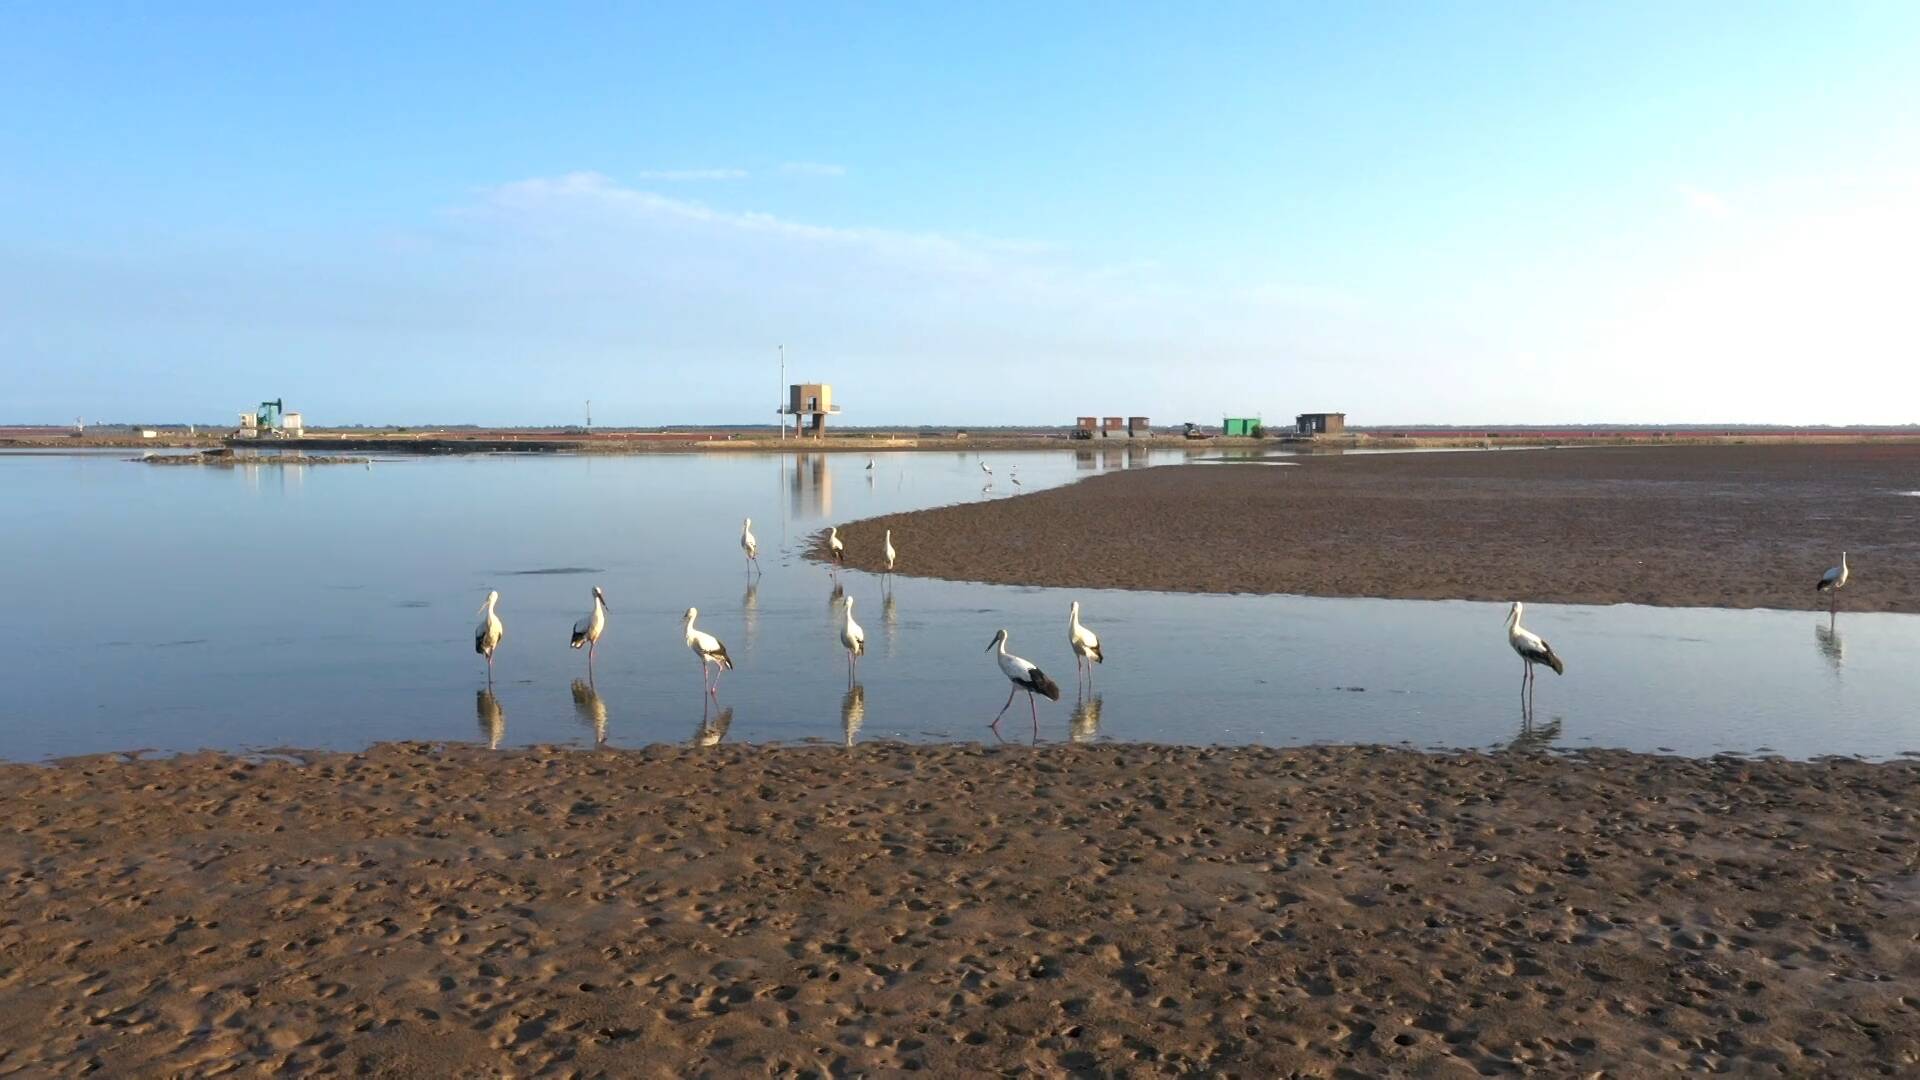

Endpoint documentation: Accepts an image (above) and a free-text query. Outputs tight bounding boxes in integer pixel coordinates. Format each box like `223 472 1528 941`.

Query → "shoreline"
3 740 1917 1074
9 430 1920 455
818 443 1920 613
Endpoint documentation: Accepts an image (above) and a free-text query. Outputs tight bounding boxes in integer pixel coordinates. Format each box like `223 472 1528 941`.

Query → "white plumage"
1816 551 1849 610
569 586 607 666
827 526 845 571
1068 600 1104 684
839 595 866 679
986 628 1061 738
473 590 504 683
1505 602 1564 714
979 461 993 478
741 517 760 574
682 607 733 696
883 529 897 574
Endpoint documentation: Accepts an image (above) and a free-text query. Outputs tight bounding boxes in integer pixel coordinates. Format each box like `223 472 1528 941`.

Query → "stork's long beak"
984 635 998 652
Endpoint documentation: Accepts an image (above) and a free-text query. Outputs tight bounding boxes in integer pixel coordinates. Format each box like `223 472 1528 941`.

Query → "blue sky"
4 3 1918 425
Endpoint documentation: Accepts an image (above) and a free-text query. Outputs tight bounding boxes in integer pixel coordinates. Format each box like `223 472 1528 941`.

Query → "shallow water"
4 447 1917 761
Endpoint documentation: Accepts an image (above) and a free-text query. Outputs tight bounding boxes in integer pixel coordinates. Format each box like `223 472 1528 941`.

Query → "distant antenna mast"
585 399 592 430
778 344 786 441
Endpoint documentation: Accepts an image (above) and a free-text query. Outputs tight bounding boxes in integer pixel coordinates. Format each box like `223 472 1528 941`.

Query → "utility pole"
778 344 786 441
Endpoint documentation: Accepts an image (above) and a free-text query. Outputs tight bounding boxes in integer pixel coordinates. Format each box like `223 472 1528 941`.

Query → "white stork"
979 460 993 478
883 529 897 577
569 585 608 670
1010 465 1022 487
1068 600 1104 685
1505 602 1565 714
682 607 733 696
865 456 875 471
1816 551 1849 612
741 517 760 575
474 590 504 684
986 628 1062 740
839 595 866 680
827 526 845 575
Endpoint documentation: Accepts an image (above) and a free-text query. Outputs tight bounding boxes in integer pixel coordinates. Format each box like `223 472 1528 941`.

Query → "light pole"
778 344 786 441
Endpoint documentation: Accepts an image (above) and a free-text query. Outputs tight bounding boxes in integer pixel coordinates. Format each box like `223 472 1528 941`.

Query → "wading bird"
1010 466 1022 487
979 461 993 478
474 590 504 683
883 529 897 577
741 517 760 575
986 628 1061 740
569 586 608 671
827 526 845 574
839 595 866 681
1505 602 1565 714
866 456 875 471
1068 600 1104 685
1816 551 1849 612
682 607 733 696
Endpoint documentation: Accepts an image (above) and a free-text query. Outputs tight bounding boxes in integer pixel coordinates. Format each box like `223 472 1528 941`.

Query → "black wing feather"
1024 667 1062 701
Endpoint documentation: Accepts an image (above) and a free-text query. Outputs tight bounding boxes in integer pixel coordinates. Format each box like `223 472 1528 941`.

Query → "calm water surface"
4 447 1917 762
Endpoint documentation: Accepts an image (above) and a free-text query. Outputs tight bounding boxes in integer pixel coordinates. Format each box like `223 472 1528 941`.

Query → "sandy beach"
3 742 1918 1075
823 444 1920 612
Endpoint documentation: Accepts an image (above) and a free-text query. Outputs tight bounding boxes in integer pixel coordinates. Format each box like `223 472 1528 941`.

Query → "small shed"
1127 416 1151 438
1101 416 1125 437
1295 412 1346 436
1222 417 1262 438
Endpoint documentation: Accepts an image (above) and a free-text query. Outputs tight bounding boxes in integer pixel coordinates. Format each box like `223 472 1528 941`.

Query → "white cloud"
633 168 749 181
1676 184 1734 219
778 161 847 177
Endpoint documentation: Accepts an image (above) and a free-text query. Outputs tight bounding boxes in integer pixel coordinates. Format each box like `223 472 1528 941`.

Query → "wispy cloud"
779 161 847 177
634 168 748 182
1676 184 1734 219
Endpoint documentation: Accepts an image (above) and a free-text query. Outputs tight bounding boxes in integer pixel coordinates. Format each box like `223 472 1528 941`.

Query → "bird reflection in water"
476 688 505 750
882 590 899 659
1815 615 1844 672
1505 714 1562 754
570 679 608 746
742 580 759 651
842 683 866 746
694 703 733 747
1069 694 1103 743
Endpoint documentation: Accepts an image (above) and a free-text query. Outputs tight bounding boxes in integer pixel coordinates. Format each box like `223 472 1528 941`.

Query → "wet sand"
826 444 1920 611
3 742 1919 1075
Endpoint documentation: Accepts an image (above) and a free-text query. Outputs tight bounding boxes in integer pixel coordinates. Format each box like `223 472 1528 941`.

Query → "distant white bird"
839 595 866 679
569 585 608 668
1068 600 1104 685
683 607 733 696
1505 602 1565 713
474 590 504 683
883 529 897 575
741 517 760 575
1816 551 1850 611
986 628 1062 739
827 526 845 572
979 461 993 478
866 456 875 471
1010 465 1022 487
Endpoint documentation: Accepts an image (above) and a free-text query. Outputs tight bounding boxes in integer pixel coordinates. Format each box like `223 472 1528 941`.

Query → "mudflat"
3 742 1918 1075
827 444 1920 611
